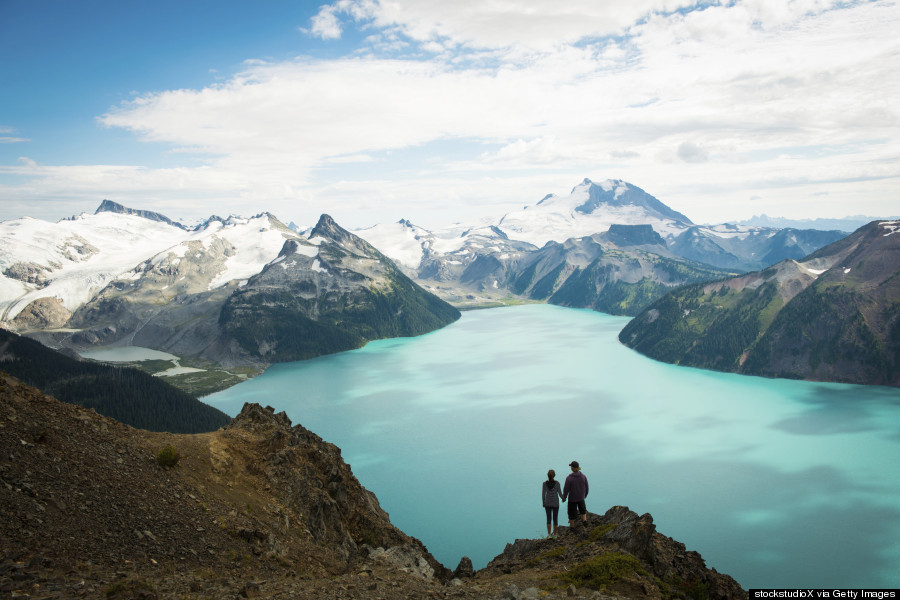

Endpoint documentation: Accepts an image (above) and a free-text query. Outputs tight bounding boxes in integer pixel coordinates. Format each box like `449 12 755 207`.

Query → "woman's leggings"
545 505 559 526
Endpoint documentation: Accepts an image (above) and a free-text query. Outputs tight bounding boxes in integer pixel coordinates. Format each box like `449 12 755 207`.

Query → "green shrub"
156 444 180 468
559 552 645 589
577 523 620 548
665 575 710 600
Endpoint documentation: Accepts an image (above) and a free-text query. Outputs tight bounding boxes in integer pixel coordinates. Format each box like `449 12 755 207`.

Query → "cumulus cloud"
4 0 899 225
308 4 344 40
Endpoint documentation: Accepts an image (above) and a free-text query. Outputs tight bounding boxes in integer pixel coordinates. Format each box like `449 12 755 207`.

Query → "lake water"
79 345 204 376
205 304 900 589
80 346 179 362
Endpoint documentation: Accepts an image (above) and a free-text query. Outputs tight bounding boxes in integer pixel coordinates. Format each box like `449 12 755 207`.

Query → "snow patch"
292 243 319 258
355 222 426 268
0 212 186 319
206 215 295 289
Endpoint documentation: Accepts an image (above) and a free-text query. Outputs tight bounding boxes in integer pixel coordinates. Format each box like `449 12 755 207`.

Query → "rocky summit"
0 374 746 599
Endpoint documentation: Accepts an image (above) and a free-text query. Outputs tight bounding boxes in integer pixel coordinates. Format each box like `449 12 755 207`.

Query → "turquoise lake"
205 304 900 589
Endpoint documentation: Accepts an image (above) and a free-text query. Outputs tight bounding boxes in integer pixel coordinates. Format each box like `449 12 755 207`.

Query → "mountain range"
3 177 891 391
357 178 847 313
1 203 459 392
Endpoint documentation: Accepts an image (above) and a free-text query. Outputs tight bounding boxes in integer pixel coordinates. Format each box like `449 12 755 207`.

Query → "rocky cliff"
0 375 746 599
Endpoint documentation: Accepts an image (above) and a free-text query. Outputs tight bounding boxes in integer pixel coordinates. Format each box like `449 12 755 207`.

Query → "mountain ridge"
355 178 847 310
619 220 900 387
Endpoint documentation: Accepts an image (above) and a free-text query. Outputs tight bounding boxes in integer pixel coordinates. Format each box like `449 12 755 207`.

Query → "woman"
542 469 563 538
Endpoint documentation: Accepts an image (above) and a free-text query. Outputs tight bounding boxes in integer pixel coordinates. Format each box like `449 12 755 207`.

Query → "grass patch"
166 366 260 397
559 552 646 590
156 444 180 468
576 523 618 548
457 296 540 311
126 358 178 374
658 575 711 600
526 546 566 566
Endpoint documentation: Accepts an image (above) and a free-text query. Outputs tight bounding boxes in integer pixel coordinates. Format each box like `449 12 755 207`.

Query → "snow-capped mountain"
354 177 847 309
669 223 848 271
495 178 693 247
0 205 298 326
2 203 459 372
357 219 536 281
0 210 188 323
358 177 793 278
1 178 852 369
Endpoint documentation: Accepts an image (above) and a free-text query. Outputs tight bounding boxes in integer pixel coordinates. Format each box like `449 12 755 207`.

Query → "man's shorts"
567 500 586 521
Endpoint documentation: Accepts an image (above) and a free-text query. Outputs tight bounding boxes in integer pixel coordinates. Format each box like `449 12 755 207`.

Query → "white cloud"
0 126 29 144
677 141 710 163
2 0 899 226
308 4 344 40
308 0 705 50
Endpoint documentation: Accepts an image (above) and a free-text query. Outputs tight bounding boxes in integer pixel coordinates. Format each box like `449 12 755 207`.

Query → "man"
562 460 588 528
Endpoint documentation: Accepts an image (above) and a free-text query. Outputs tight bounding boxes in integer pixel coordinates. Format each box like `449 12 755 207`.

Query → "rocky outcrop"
95 199 187 229
8 296 71 329
482 507 745 599
2 261 53 287
221 403 450 578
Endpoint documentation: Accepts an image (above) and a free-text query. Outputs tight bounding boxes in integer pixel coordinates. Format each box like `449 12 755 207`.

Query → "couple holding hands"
541 460 588 538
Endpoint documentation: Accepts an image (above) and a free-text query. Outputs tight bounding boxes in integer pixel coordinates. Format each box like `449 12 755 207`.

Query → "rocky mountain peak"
276 238 307 258
229 402 294 432
483 506 745 599
604 223 666 248
94 199 186 229
311 213 351 242
574 179 693 225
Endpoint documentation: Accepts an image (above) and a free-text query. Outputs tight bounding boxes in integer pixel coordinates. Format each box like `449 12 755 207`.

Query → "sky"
1 0 898 230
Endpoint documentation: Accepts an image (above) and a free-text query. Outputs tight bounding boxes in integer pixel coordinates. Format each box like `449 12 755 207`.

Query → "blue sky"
1 0 898 229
